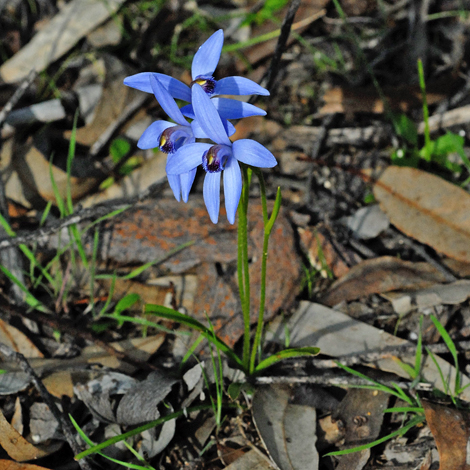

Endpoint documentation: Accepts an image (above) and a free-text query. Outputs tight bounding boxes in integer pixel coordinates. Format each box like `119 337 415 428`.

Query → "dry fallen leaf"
12 137 98 204
223 449 274 470
0 319 43 358
373 166 470 263
252 385 319 470
269 302 470 401
0 410 60 461
423 400 470 470
384 280 470 315
320 256 449 306
0 0 126 83
0 461 51 470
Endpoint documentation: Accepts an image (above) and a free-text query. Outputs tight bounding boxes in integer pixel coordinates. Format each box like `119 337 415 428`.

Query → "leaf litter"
4 0 470 469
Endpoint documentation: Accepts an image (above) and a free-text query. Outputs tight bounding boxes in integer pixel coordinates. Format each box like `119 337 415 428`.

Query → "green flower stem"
250 170 281 374
239 164 252 370
418 58 431 161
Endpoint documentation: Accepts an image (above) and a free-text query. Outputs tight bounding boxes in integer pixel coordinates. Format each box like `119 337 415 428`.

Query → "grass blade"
145 304 244 369
324 415 424 456
254 347 319 373
74 405 212 460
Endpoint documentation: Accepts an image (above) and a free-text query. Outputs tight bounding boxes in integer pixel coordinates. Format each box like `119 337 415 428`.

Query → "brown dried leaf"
12 139 98 204
373 166 470 263
0 461 51 470
0 319 43 358
0 410 54 461
320 256 448 306
223 449 274 470
423 400 470 470
64 55 140 146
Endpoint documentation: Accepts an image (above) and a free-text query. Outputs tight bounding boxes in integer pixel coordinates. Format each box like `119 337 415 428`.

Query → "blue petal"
180 169 197 203
150 75 188 126
137 121 174 149
223 157 242 224
203 172 221 224
190 120 207 139
214 76 270 96
124 73 191 101
224 119 236 137
124 73 154 93
232 139 277 168
180 104 195 120
191 84 231 146
166 143 212 174
167 173 182 202
154 73 191 102
192 30 224 80
211 98 266 119
191 118 235 138
181 100 265 120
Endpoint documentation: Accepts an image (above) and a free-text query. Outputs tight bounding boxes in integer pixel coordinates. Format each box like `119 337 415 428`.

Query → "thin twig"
250 0 301 101
254 373 433 391
0 343 94 470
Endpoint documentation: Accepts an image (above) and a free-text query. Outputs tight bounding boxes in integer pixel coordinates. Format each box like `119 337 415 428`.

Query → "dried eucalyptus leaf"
253 384 318 470
74 371 137 423
140 416 176 458
116 371 178 426
0 372 31 395
30 403 62 444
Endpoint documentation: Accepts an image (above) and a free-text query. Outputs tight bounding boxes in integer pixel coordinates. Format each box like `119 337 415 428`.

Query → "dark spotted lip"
191 75 216 95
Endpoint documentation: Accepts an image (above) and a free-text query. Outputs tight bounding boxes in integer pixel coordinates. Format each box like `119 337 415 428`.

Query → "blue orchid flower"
123 30 269 120
137 75 198 203
166 84 277 224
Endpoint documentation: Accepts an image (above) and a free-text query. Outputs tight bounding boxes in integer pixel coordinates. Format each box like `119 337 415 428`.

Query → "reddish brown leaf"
373 166 470 263
423 400 470 470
